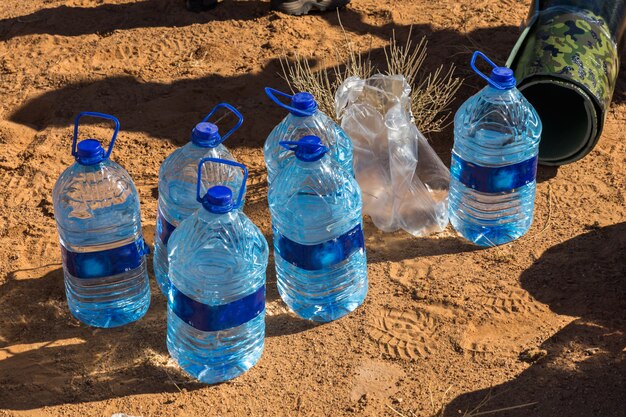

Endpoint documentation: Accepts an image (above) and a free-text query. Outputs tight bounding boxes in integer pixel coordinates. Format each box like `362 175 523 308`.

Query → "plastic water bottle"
155 103 244 295
167 158 268 384
52 112 150 328
449 52 542 246
268 135 367 322
264 87 354 185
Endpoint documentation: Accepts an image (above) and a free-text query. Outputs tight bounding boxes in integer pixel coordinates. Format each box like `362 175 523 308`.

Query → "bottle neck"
197 207 237 223
289 109 317 119
484 84 517 94
294 154 330 169
74 159 109 172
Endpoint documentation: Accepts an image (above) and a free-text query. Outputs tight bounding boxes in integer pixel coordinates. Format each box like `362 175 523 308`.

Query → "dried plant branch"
279 54 337 117
279 12 371 118
384 27 427 88
411 64 462 134
469 402 538 416
384 26 462 133
280 20 463 135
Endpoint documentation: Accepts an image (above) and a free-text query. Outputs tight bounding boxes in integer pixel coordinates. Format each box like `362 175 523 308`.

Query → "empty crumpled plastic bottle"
336 74 450 236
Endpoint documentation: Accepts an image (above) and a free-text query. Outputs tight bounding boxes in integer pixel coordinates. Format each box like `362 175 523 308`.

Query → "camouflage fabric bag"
508 1 624 165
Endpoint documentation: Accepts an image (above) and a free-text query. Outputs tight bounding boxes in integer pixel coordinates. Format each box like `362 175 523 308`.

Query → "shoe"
186 0 219 12
270 0 350 15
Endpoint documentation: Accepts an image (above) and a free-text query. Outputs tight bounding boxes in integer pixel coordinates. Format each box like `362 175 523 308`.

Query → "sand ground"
0 1 624 416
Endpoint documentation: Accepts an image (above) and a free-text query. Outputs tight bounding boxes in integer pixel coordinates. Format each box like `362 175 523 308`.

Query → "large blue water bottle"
167 158 268 384
52 112 150 328
268 135 367 322
449 52 542 246
264 87 354 185
155 103 244 295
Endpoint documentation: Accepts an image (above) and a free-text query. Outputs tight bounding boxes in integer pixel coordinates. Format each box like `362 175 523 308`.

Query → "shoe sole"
271 0 351 15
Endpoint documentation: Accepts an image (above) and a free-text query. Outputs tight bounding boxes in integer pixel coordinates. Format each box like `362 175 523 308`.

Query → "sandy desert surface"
0 1 624 416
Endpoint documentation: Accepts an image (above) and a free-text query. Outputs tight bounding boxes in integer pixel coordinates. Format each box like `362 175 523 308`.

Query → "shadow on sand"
6 15 520 149
0 253 314 410
0 0 268 41
0 0 400 42
0 266 200 410
0 4 547 410
442 222 626 417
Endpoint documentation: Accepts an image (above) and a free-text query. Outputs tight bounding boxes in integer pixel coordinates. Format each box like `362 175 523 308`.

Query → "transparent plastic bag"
335 74 450 236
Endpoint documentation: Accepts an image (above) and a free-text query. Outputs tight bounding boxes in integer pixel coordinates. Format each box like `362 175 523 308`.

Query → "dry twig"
386 403 408 417
281 16 462 135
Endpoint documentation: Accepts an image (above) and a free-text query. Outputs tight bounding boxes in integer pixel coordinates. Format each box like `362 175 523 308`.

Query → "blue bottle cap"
76 139 105 165
490 67 516 90
72 112 120 165
265 88 318 117
470 51 517 90
280 135 329 162
196 157 247 212
201 185 234 213
290 92 318 116
192 122 221 147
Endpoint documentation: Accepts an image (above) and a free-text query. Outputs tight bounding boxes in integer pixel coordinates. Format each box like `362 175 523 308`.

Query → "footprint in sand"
367 308 438 360
477 287 547 318
458 339 495 359
0 170 36 208
388 259 432 289
455 322 526 361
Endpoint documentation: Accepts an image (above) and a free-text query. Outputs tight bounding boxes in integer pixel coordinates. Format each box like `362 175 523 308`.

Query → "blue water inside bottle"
449 52 542 246
268 135 367 323
166 158 268 384
263 87 354 185
155 103 244 295
52 112 150 328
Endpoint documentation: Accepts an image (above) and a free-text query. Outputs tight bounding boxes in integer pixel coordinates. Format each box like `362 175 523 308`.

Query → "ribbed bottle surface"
449 85 542 246
154 142 242 294
166 209 268 384
53 159 150 328
268 156 367 323
264 110 353 185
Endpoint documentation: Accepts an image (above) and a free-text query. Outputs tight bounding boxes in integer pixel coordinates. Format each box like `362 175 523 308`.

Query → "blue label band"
170 285 265 332
273 223 365 271
156 206 177 245
452 154 538 193
61 238 149 279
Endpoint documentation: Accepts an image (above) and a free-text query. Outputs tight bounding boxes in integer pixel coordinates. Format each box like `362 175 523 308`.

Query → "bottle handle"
200 103 243 144
265 87 315 117
279 140 300 151
196 157 248 209
470 51 506 90
72 112 120 159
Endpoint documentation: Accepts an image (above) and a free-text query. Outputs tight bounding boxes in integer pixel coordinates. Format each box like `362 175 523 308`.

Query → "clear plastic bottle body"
154 142 242 294
264 111 354 185
268 156 367 323
166 209 268 384
449 85 542 246
52 159 150 328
